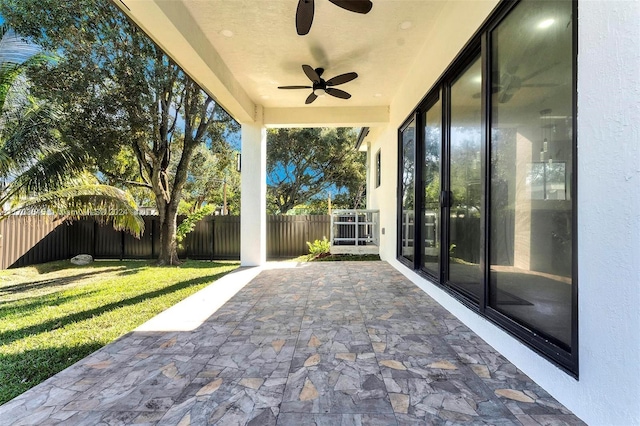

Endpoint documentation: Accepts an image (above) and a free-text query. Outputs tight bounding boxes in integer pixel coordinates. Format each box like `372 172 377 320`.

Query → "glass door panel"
422 99 442 277
400 120 416 263
489 0 574 349
447 58 483 302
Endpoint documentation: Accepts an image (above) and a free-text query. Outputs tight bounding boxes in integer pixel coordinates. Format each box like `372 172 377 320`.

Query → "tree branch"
101 171 153 189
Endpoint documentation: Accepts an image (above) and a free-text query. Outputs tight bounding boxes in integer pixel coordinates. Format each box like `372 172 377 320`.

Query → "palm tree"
0 26 143 236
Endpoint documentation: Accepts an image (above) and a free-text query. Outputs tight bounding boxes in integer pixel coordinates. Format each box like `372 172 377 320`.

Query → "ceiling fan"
278 64 358 104
474 64 560 103
296 0 373 36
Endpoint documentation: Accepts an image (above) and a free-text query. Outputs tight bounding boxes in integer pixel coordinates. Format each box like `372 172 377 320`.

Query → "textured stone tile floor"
0 262 586 425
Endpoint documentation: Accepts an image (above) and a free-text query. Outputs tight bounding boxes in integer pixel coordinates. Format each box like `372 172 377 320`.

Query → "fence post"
210 216 216 262
120 231 125 261
0 220 4 270
92 221 98 258
305 216 309 253
150 219 155 259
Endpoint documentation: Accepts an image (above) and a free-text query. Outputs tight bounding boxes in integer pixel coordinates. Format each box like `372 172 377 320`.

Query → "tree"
0 0 237 264
178 141 241 216
267 127 365 214
0 26 142 235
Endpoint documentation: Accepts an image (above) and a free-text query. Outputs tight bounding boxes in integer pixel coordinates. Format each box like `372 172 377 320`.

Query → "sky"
0 12 346 202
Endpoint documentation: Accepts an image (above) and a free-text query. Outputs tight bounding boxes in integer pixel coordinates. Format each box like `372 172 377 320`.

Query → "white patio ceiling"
114 0 498 127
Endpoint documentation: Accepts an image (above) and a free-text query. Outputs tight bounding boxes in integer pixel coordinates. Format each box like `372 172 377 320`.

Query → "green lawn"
0 260 238 405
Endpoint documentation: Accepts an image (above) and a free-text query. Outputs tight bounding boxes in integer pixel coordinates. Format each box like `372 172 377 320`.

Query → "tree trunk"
157 202 180 265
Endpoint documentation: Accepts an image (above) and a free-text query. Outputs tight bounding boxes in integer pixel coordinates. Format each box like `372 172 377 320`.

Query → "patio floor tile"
0 262 585 425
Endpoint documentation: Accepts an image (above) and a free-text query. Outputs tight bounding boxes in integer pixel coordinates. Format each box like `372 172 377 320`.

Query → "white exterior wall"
240 109 267 267
574 1 640 423
367 1 640 424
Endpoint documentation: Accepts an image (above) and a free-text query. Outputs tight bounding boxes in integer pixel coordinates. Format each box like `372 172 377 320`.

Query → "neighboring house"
115 1 639 424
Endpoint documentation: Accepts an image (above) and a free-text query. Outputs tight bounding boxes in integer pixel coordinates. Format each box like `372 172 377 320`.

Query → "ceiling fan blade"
498 92 514 104
306 93 318 104
520 83 560 88
328 0 373 14
278 85 313 89
326 72 358 86
326 88 351 99
296 0 314 36
302 64 321 83
521 62 559 82
472 86 501 98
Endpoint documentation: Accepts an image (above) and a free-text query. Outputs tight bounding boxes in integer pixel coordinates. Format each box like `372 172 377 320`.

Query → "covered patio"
0 262 584 425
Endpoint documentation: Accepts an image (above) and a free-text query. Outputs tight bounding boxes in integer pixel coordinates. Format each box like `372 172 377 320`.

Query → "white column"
240 108 267 266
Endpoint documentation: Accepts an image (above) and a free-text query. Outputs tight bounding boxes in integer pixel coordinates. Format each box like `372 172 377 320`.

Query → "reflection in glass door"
489 0 574 349
400 120 416 263
422 98 442 277
394 0 576 373
447 57 483 302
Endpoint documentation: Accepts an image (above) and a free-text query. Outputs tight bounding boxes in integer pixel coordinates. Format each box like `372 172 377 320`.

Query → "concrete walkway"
0 262 585 425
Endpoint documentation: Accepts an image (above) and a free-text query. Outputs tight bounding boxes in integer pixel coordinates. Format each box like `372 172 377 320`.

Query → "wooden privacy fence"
0 214 330 269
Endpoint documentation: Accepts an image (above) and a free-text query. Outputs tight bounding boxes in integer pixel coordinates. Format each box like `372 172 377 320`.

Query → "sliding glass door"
422 98 441 278
488 0 574 349
399 119 416 264
396 0 576 372
446 57 483 303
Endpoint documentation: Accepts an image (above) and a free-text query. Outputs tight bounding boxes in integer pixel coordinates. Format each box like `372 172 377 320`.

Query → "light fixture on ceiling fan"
278 64 358 104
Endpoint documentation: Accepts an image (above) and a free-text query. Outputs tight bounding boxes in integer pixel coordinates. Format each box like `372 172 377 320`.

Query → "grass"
0 259 238 405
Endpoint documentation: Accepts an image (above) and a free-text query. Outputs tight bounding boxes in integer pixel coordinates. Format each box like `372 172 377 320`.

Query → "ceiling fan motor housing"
313 81 327 96
278 64 357 103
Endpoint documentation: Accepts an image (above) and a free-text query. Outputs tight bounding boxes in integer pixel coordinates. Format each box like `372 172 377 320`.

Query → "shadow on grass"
0 342 104 405
0 270 129 296
164 261 238 270
30 260 150 275
0 289 100 318
0 261 220 297
0 270 233 346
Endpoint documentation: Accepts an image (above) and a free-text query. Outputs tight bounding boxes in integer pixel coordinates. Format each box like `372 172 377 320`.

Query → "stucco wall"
573 0 640 423
367 0 640 424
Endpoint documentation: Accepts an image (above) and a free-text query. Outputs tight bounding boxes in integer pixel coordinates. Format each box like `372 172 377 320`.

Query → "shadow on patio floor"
0 262 585 425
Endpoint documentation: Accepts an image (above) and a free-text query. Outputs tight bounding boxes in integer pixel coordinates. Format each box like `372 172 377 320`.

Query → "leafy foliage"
176 204 215 249
0 0 239 264
267 128 366 214
306 237 330 258
0 25 142 235
178 143 240 215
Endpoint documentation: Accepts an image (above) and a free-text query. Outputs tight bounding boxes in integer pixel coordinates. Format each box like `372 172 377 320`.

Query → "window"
399 119 416 263
528 162 567 200
375 149 381 188
396 0 577 374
